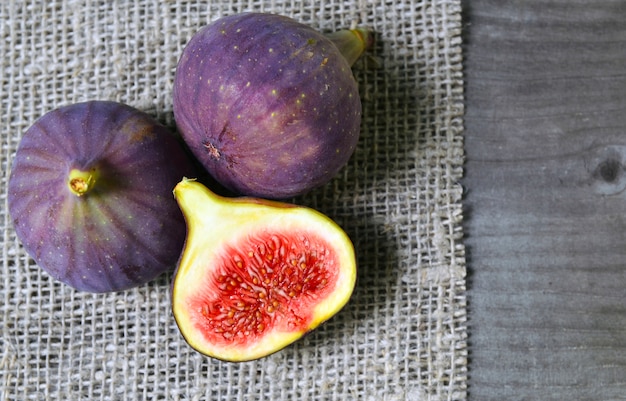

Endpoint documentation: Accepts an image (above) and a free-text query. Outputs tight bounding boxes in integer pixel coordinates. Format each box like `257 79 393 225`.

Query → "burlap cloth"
0 1 466 400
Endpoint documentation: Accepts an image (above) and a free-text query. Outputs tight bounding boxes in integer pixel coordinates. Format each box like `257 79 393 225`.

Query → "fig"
173 12 371 199
171 178 357 361
7 101 196 293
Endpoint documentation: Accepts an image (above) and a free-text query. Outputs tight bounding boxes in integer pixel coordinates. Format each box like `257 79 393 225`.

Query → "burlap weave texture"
0 1 466 400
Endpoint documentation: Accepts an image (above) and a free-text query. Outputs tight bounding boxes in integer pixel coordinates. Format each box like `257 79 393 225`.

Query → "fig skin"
173 13 370 199
171 178 357 361
7 101 197 293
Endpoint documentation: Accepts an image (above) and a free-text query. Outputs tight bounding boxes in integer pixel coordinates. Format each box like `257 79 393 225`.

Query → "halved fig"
172 178 356 361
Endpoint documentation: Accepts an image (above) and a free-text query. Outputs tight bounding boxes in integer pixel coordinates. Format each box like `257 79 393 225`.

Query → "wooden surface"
462 1 626 399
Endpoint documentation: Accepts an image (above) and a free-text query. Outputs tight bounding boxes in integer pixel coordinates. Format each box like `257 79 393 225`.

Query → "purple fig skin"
7 101 196 293
173 13 363 199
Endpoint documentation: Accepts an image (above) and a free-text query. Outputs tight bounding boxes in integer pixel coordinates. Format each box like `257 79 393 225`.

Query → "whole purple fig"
173 13 371 199
8 101 196 292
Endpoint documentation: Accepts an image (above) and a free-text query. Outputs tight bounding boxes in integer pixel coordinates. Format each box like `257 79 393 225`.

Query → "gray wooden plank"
463 1 626 399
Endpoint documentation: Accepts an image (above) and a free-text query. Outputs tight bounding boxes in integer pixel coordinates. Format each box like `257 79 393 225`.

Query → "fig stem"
173 178 298 232
68 168 98 197
325 28 373 67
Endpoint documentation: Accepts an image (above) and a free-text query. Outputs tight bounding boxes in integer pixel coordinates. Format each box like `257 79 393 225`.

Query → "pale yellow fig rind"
171 178 356 362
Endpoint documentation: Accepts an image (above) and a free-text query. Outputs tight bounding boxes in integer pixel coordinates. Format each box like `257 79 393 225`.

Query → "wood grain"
462 1 626 399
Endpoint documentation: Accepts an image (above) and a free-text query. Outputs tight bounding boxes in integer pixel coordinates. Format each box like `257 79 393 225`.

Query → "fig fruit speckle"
8 101 196 293
173 13 371 199
171 178 357 361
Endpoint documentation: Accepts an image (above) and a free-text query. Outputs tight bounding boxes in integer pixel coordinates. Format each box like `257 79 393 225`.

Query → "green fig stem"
173 178 222 223
68 168 98 197
326 28 373 66
173 178 299 230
